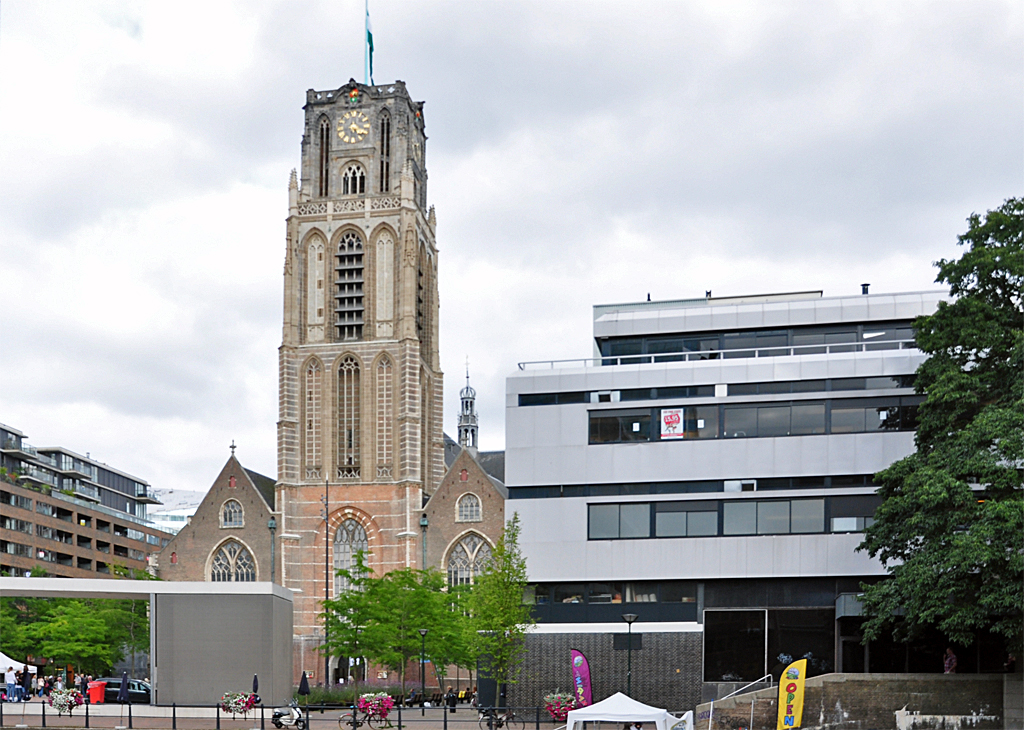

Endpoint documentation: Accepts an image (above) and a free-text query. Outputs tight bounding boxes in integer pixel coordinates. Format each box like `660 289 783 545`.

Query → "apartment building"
1 421 171 577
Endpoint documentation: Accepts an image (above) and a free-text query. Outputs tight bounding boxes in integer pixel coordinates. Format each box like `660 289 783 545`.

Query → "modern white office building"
504 289 945 707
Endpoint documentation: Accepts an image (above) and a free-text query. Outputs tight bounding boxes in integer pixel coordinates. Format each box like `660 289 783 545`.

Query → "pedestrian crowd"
3 665 95 702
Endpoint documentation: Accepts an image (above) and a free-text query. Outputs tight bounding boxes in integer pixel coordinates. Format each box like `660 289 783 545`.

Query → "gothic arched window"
334 519 369 595
446 533 492 587
378 113 391 193
343 164 366 196
376 356 393 479
338 356 361 479
336 232 364 341
307 239 325 328
209 540 256 582
305 360 322 478
221 499 244 528
457 494 481 522
318 117 331 197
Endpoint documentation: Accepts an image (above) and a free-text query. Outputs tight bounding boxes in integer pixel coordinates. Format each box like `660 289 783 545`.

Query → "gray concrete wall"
507 631 702 713
153 592 293 706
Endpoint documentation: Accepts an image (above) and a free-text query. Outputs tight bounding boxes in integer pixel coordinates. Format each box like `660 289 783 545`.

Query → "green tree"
426 584 474 691
321 551 375 691
25 600 118 675
858 197 1024 653
469 513 534 698
359 567 447 694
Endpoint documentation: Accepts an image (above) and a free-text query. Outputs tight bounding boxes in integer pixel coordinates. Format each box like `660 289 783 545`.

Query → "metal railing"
706 674 775 730
518 339 918 370
0 702 589 730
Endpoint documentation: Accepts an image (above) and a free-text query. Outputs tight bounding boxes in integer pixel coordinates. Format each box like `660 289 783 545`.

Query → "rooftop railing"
518 339 919 370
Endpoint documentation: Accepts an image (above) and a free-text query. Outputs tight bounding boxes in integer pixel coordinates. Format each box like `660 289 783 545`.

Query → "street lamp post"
322 479 330 687
622 613 638 697
419 514 429 569
418 629 429 715
268 517 277 584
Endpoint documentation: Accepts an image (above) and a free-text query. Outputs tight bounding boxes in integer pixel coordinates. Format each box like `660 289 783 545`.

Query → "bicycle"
478 707 525 730
339 707 388 730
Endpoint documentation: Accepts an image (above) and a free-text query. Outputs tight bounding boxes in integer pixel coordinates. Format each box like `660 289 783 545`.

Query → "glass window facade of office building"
587 494 879 540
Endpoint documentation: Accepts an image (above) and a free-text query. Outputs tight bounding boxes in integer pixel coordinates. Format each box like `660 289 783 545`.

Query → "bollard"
217 703 221 730
41 702 45 728
85 700 90 728
128 703 133 729
304 706 310 730
535 706 540 730
1 694 4 727
397 700 402 730
261 703 265 730
172 703 177 730
489 709 494 730
444 703 448 730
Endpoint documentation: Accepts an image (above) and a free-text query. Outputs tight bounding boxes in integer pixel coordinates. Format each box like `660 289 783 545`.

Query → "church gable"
422 447 506 583
157 455 276 582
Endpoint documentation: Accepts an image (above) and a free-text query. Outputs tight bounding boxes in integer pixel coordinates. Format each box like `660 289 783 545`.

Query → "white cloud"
0 0 1020 490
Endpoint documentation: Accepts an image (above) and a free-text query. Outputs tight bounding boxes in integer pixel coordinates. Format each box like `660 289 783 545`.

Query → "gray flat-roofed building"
0 577 293 706
505 289 946 709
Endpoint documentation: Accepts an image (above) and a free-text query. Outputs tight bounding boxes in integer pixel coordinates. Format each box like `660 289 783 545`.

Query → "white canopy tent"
0 652 37 674
566 693 692 730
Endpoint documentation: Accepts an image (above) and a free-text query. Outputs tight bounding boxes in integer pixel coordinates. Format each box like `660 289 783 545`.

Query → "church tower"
457 368 478 450
277 79 443 682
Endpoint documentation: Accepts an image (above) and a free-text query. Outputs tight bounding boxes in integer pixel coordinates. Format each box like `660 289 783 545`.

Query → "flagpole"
364 0 369 85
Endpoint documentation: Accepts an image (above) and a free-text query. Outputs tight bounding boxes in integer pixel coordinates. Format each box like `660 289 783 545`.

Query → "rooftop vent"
861 283 870 295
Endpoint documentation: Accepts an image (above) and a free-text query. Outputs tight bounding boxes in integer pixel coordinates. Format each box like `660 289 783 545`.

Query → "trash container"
87 681 106 704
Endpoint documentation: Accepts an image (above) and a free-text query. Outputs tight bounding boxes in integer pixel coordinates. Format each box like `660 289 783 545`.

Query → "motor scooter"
272 700 307 729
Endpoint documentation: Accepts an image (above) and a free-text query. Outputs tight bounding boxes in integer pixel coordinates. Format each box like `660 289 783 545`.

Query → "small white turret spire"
457 358 478 450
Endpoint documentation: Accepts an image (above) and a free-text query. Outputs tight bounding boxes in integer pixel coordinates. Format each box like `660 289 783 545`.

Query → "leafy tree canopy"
858 197 1024 653
468 513 534 688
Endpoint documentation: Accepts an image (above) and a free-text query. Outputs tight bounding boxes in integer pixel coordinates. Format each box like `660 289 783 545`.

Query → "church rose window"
221 499 244 528
446 533 492 587
334 518 369 595
457 493 481 522
209 540 256 582
338 356 361 479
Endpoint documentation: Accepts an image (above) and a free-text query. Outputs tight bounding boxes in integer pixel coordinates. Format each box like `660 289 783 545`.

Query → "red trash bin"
87 681 106 704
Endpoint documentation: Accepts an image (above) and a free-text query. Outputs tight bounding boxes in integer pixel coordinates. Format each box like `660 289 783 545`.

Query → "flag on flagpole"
365 2 374 85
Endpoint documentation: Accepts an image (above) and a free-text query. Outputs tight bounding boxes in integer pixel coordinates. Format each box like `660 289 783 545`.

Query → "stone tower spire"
457 361 478 451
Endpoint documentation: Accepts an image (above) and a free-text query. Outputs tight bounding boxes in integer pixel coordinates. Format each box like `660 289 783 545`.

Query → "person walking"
5 666 16 703
20 666 32 702
944 647 958 674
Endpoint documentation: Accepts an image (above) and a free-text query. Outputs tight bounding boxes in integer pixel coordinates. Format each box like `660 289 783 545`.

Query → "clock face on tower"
338 111 370 143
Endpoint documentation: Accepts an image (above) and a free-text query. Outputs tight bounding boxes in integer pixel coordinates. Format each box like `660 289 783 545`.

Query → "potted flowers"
221 691 259 716
48 688 85 716
543 691 576 722
358 692 395 724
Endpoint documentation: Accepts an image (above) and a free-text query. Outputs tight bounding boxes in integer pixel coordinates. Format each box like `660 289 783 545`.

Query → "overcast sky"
0 1 1020 498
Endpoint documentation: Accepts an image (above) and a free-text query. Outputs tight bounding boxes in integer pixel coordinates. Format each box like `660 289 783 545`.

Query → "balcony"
1 438 39 460
61 462 97 480
134 484 161 504
20 466 58 487
73 482 100 502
